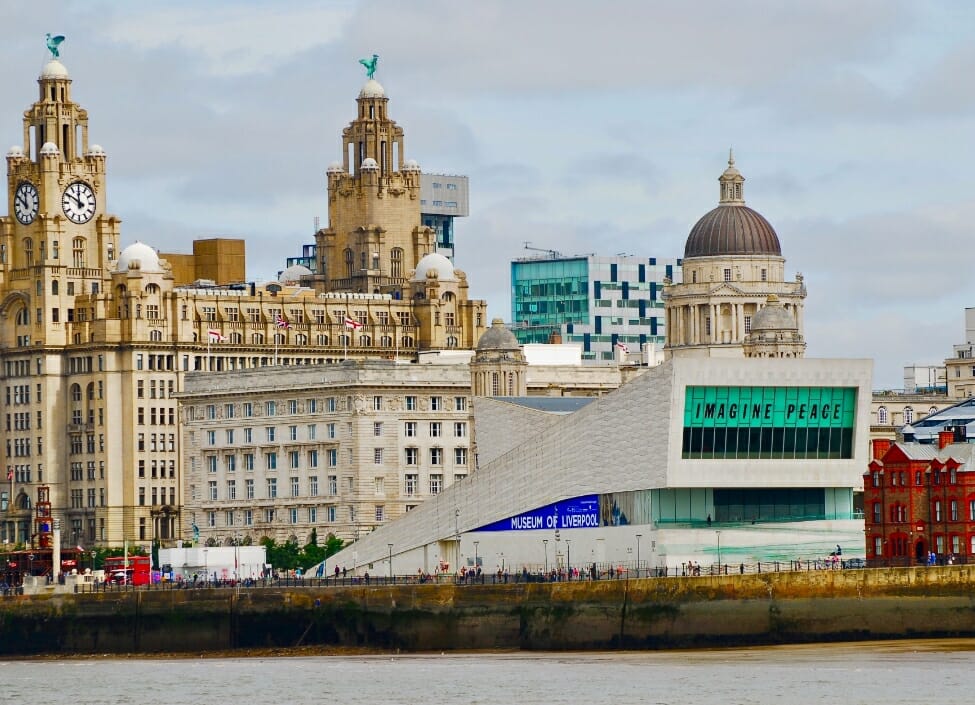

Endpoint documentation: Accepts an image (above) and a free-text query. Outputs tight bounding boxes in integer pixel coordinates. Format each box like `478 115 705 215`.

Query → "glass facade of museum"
682 386 857 460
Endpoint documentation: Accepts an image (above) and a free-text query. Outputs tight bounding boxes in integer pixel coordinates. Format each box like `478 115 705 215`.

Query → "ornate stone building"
0 56 486 549
664 153 806 358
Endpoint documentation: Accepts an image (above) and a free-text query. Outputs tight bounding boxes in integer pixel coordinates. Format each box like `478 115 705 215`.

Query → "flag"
6 467 12 481
274 314 291 329
207 329 227 342
615 342 629 354
344 316 363 330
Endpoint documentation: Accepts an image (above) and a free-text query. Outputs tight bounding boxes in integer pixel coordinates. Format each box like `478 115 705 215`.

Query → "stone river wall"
2 566 975 655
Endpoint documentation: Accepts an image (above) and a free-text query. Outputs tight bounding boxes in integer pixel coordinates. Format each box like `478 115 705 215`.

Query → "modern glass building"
511 254 681 360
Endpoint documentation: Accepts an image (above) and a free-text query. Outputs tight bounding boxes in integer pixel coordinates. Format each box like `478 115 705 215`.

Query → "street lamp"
388 543 394 582
203 548 209 585
473 541 479 571
716 530 722 573
554 528 561 575
565 540 571 579
543 539 548 573
636 534 642 578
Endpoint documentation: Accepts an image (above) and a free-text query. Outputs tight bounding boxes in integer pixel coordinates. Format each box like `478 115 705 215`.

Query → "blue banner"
473 495 600 532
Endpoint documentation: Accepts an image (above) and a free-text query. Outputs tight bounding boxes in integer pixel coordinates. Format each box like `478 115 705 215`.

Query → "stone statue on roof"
359 54 379 80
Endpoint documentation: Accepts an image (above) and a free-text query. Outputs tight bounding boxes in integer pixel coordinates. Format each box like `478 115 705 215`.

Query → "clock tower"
2 56 120 348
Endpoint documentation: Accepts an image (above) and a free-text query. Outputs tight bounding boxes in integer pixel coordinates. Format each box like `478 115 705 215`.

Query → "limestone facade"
0 60 485 549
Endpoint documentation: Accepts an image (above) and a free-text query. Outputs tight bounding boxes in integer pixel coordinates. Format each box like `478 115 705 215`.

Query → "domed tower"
471 318 527 397
742 295 805 358
314 64 435 296
663 152 806 358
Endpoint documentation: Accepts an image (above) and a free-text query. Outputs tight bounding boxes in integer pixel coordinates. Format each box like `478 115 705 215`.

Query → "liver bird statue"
46 33 66 59
359 54 379 80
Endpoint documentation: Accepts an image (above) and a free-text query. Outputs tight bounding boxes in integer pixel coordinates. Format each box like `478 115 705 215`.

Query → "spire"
718 148 745 205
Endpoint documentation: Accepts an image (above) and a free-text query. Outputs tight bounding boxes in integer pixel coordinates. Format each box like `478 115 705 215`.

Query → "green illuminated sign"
684 386 857 429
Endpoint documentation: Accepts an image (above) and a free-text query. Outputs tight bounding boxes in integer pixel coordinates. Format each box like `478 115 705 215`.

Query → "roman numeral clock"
61 181 96 224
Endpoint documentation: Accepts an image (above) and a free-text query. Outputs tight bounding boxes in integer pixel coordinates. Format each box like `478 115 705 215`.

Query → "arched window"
252 333 264 344
491 373 500 396
903 407 914 424
358 335 371 346
877 406 888 424
70 384 82 402
390 248 403 278
295 334 307 345
446 336 458 348
72 237 86 268
401 336 414 348
317 334 329 346
339 334 350 346
23 238 33 266
441 291 455 302
344 248 354 278
380 335 392 348
929 406 938 416
149 330 163 342
86 383 95 401
230 333 242 344
274 333 286 345
145 284 159 295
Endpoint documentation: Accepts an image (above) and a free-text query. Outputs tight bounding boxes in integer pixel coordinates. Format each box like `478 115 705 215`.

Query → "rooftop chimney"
938 430 954 450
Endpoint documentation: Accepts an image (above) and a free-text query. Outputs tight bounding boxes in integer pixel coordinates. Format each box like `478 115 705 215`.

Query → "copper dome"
684 205 781 259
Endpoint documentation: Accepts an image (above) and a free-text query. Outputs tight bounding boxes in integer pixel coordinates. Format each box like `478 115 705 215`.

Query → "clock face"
62 181 96 224
14 181 39 225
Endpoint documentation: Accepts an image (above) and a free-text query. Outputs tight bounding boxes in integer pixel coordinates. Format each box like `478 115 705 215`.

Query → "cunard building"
0 49 486 548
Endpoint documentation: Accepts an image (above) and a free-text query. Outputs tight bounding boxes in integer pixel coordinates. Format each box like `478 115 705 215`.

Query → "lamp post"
554 528 561 576
636 534 642 578
203 548 209 586
473 541 479 571
543 539 548 574
716 530 722 573
388 543 393 582
565 539 571 580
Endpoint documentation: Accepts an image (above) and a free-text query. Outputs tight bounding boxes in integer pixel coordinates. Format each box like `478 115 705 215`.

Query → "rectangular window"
326 506 336 522
208 481 218 501
430 422 442 437
267 478 277 498
405 422 417 437
207 456 218 473
266 427 276 442
328 475 338 495
375 505 384 522
405 474 418 495
265 401 276 416
309 507 317 523
289 425 298 441
308 449 319 468
243 402 253 417
454 422 467 437
405 448 418 466
327 449 337 467
290 450 300 469
374 448 383 464
951 500 959 521
225 403 235 419
430 448 443 465
406 396 417 411
429 474 443 494
455 396 467 411
227 480 236 500
374 477 384 495
373 422 383 437
373 395 383 411
454 447 467 465
307 424 317 440
246 479 255 499
207 430 216 446
430 396 442 411
327 397 336 412
288 399 298 414
327 423 336 439
723 268 732 282
309 476 319 496
244 453 254 471
308 398 318 413
265 452 277 470
292 476 300 497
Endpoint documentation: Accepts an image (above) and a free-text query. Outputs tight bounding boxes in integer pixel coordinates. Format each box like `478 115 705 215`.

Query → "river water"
5 640 974 704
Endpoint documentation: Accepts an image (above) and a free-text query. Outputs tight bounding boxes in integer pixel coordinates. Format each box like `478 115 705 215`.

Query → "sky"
1 0 974 389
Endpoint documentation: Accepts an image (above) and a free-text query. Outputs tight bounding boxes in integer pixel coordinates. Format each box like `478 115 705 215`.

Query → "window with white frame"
429 474 443 494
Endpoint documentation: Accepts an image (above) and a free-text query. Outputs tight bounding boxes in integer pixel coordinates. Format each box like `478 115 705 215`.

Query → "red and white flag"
615 342 629 354
207 329 227 342
344 316 363 330
6 467 12 481
274 314 291 329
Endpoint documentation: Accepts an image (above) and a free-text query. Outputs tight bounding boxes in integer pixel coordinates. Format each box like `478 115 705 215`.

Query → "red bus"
103 555 151 585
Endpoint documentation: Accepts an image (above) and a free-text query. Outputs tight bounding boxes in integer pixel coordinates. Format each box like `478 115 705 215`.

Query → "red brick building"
864 431 975 566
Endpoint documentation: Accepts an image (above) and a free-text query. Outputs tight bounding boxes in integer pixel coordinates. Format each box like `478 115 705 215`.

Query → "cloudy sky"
1 1 973 388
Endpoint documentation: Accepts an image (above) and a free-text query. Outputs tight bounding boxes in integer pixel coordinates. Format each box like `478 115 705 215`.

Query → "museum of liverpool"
326 356 872 577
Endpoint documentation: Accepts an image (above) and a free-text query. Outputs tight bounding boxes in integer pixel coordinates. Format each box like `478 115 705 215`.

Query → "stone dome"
326 161 344 173
750 296 797 332
86 144 105 157
412 252 456 282
278 264 312 284
39 141 60 156
6 146 24 158
360 157 379 170
359 79 385 99
40 59 69 80
684 205 781 258
116 242 162 274
476 318 520 351
402 159 421 171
